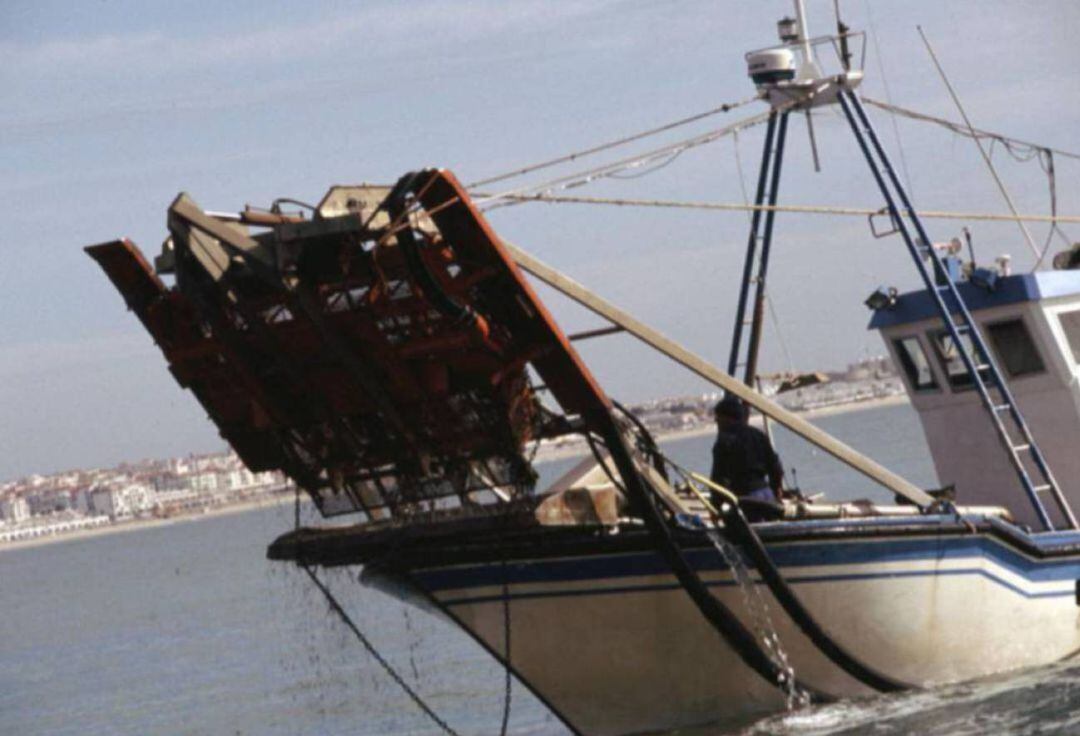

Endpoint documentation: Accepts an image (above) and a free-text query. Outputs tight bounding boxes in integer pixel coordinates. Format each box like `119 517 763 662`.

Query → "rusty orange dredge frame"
86 169 622 521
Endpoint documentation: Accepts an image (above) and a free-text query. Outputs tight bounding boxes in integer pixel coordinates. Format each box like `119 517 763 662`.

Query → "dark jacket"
710 423 782 496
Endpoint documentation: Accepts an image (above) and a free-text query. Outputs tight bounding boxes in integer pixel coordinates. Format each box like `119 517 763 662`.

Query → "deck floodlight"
864 286 898 311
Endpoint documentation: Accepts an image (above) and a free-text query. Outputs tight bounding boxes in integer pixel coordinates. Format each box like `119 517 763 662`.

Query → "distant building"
89 486 120 518
0 495 30 524
187 471 221 495
25 489 72 516
122 484 154 516
89 484 153 519
71 487 92 515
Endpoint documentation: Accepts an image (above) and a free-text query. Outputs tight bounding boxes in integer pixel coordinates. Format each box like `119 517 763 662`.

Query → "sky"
2 0 1079 481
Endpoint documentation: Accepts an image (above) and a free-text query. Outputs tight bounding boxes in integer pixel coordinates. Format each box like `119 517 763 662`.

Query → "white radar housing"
747 49 797 86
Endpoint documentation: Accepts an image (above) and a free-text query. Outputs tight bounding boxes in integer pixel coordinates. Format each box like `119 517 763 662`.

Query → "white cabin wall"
879 300 1080 529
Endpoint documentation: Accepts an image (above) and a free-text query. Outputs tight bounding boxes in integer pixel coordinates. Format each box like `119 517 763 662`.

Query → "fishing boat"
85 4 1080 735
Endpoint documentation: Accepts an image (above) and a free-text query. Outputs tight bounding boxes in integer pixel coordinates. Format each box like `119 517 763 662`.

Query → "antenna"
792 0 819 79
793 0 823 171
834 0 852 71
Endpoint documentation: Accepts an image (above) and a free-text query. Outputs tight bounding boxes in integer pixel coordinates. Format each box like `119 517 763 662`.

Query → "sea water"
2 403 1072 735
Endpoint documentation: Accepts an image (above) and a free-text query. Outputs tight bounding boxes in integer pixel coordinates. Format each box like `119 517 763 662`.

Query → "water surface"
5 403 1065 735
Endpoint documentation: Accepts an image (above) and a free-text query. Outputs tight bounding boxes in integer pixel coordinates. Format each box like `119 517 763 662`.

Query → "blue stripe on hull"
415 533 1080 604
437 567 1075 607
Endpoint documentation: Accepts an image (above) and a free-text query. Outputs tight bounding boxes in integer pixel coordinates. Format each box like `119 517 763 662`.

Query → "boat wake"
734 659 1080 735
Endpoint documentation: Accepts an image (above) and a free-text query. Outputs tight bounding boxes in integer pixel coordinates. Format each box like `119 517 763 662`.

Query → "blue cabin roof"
868 271 1080 330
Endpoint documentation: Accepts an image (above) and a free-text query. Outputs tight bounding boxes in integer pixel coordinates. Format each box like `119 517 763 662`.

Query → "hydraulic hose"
385 171 488 333
595 413 831 703
611 399 668 480
383 172 846 702
718 500 912 693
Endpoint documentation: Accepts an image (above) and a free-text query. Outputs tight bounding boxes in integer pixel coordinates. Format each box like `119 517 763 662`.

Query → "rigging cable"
916 26 1042 264
476 192 1080 224
607 148 686 179
1038 149 1075 250
731 129 754 226
474 110 776 212
471 90 826 215
987 138 1075 261
766 295 796 376
863 0 916 199
468 94 762 189
863 95 1078 266
860 98 1080 162
300 565 462 736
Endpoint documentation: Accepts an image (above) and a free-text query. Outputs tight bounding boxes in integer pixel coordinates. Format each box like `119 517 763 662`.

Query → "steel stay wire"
917 26 1042 265
868 89 1077 266
861 97 1080 162
468 94 762 189
477 192 1080 224
473 109 777 212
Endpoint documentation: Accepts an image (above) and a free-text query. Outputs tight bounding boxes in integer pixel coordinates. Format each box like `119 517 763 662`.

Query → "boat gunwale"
268 509 1080 572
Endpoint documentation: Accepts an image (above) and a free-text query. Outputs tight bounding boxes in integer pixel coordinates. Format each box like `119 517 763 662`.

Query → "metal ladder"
727 111 790 385
838 90 1078 531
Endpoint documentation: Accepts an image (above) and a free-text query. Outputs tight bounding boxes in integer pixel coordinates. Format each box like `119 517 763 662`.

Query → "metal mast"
734 2 1078 530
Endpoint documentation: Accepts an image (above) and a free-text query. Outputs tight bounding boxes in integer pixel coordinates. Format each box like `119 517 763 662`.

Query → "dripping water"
708 529 810 710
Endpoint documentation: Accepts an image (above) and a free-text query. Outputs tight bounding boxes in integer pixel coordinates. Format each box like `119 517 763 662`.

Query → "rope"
480 192 1080 224
766 295 796 375
864 91 1080 268
1035 148 1076 266
916 26 1042 262
474 89 832 211
731 129 754 226
861 98 1080 162
300 565 462 736
468 94 761 189
474 110 775 211
863 0 916 199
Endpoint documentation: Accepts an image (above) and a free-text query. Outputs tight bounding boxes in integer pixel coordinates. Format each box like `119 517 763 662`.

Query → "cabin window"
893 336 938 391
986 319 1044 378
931 330 991 390
1058 310 1080 364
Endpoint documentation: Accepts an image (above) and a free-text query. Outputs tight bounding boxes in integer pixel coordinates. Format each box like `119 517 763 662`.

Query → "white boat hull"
406 524 1080 735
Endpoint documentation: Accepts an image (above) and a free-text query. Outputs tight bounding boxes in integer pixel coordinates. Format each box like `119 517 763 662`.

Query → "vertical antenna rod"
793 0 814 72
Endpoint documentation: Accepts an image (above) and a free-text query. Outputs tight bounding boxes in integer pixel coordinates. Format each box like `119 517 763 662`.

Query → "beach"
0 393 909 554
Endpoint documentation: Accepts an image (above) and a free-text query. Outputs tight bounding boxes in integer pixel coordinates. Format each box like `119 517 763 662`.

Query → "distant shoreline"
0 493 297 554
0 393 909 554
534 393 910 462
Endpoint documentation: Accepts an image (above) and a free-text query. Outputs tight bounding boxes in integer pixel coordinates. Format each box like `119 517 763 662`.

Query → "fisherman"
710 393 784 507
